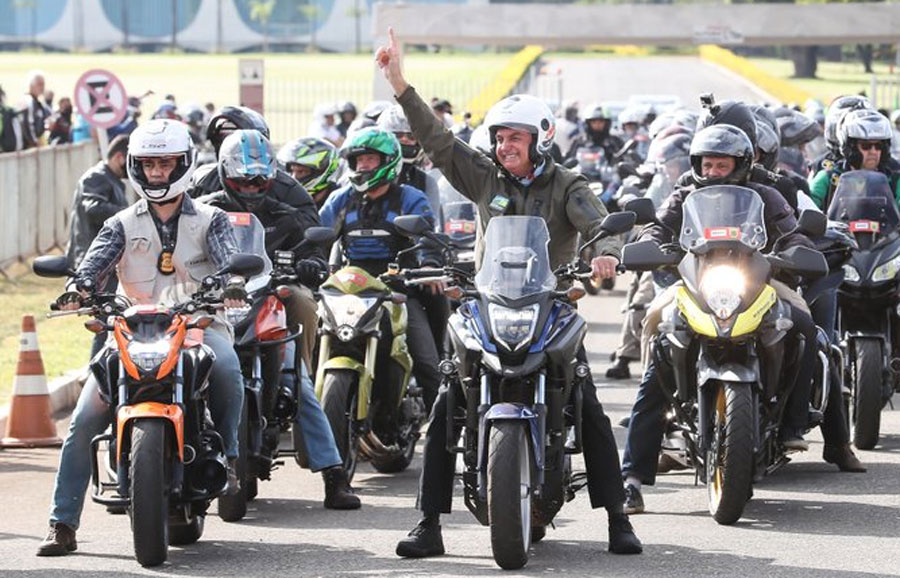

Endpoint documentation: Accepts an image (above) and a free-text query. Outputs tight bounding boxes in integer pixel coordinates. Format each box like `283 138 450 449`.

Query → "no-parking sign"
74 69 128 129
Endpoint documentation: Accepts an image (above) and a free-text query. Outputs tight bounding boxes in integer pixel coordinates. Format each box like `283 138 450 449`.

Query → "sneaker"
823 444 867 472
396 517 445 558
623 483 644 515
605 357 633 380
608 512 643 554
36 523 77 557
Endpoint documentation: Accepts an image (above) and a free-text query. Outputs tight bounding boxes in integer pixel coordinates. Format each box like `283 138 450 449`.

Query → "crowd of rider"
34 36 900 563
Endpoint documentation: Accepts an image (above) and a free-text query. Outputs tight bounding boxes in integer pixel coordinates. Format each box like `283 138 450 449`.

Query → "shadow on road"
740 498 900 538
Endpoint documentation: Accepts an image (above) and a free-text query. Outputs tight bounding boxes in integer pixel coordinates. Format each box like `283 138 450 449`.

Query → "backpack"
0 106 18 152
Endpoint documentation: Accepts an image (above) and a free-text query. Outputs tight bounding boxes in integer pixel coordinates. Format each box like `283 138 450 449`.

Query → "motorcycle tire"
706 382 754 526
218 398 249 522
488 421 532 570
852 338 883 450
321 369 360 482
129 419 170 567
169 514 204 546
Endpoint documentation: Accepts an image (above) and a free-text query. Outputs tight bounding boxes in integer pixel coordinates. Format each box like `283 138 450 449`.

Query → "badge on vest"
157 251 175 275
488 194 510 215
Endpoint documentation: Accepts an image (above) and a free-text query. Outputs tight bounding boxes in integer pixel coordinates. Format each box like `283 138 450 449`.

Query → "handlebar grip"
50 302 60 311
403 268 446 279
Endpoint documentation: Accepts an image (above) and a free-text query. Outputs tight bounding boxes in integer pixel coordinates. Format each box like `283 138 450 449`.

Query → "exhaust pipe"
357 431 402 461
192 451 228 494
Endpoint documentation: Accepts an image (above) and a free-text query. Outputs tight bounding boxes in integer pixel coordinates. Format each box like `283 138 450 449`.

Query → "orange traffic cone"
1 315 62 448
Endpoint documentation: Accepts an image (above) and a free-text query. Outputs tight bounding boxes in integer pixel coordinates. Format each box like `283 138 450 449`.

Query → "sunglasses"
858 142 882 152
225 175 271 190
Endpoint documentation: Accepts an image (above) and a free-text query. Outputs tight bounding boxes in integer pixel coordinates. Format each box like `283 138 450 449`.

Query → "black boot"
608 512 643 554
36 523 77 557
322 466 361 510
396 515 445 558
823 444 867 472
605 357 633 380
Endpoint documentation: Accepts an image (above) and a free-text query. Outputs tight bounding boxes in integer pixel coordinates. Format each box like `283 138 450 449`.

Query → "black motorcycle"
393 211 635 569
827 170 900 449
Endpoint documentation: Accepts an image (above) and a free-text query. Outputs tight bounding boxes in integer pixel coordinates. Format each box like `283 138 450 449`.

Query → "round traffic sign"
74 69 128 130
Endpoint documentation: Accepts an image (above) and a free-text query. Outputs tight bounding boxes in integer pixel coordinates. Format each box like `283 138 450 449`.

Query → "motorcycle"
827 170 900 449
441 199 478 274
217 213 334 521
622 187 828 525
314 259 426 482
33 252 263 566
392 210 635 569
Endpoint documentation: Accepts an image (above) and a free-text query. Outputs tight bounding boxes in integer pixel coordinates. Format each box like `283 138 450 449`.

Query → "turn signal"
566 286 587 302
444 285 464 300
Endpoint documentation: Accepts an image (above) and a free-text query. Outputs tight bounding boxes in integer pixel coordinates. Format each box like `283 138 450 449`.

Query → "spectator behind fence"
64 132 132 334
47 97 73 145
19 70 52 149
0 84 22 152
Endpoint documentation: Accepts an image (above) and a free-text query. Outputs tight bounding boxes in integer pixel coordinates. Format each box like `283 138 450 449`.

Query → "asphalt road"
2 57 900 577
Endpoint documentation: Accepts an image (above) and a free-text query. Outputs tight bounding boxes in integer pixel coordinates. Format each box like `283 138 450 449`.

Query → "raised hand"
374 27 410 96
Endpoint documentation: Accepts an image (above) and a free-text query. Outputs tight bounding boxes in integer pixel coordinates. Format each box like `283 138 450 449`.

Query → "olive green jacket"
396 86 622 272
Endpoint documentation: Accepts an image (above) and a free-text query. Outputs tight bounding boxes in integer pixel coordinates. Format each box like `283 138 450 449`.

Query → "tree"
249 0 276 53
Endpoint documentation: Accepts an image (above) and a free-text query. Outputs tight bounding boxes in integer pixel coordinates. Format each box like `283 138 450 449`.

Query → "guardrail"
698 45 813 105
0 142 99 272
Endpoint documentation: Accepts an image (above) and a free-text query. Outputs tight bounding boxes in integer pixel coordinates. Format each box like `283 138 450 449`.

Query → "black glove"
295 259 325 287
54 291 84 310
223 277 247 302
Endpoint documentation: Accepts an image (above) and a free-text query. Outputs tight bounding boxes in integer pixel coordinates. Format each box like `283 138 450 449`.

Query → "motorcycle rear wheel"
488 421 532 570
129 419 171 567
706 382 754 526
852 338 883 450
321 369 360 482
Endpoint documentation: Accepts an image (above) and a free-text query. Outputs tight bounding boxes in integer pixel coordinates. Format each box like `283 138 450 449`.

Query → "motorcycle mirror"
796 210 827 238
623 197 656 226
33 255 74 278
304 226 337 246
393 215 431 237
621 239 681 271
600 211 636 236
222 253 265 277
775 246 829 278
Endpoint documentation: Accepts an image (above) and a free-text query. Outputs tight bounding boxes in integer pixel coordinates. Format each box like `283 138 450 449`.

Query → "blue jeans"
48 328 243 529
621 358 669 486
293 359 342 472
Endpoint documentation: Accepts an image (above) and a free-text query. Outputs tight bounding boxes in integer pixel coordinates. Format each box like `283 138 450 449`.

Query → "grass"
0 263 90 405
0 52 513 143
747 57 898 106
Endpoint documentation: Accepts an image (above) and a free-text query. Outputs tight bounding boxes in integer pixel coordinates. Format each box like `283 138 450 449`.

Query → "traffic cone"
1 315 62 448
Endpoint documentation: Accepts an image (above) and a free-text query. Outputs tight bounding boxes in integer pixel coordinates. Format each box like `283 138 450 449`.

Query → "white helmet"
839 108 892 145
377 104 424 164
468 124 492 155
484 94 556 163
127 119 196 204
618 107 646 126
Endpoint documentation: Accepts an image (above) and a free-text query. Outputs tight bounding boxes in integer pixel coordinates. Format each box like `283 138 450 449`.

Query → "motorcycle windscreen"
826 170 900 233
680 186 767 253
227 212 273 290
474 215 556 300
442 201 478 244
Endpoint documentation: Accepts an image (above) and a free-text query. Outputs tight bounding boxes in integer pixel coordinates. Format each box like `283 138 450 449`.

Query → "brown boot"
823 444 867 472
36 523 77 556
322 466 361 510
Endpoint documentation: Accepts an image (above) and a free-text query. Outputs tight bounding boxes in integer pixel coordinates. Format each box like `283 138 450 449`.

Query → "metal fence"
869 74 900 112
0 142 99 271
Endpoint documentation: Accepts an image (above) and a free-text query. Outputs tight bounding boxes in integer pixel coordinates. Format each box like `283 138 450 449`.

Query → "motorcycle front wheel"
852 338 883 450
488 421 532 570
129 419 171 567
321 369 360 482
706 382 754 525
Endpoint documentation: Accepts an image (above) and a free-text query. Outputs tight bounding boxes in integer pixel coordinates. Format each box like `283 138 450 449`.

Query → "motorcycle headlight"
842 264 861 283
323 294 379 328
488 303 539 351
225 305 252 326
699 265 745 320
127 340 170 373
871 255 900 283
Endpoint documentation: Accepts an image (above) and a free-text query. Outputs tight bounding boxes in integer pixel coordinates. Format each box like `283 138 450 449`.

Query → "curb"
0 368 87 435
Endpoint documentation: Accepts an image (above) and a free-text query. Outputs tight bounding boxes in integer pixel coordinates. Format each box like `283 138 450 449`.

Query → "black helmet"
697 98 758 150
778 111 822 148
689 125 754 187
206 106 270 154
750 104 779 133
755 121 780 171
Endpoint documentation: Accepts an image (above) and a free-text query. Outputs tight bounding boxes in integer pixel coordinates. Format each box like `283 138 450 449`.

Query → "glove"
295 259 325 287
54 291 84 310
223 277 247 302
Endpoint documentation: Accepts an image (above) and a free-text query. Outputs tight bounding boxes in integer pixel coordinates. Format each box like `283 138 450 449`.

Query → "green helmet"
277 137 339 193
339 127 401 192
